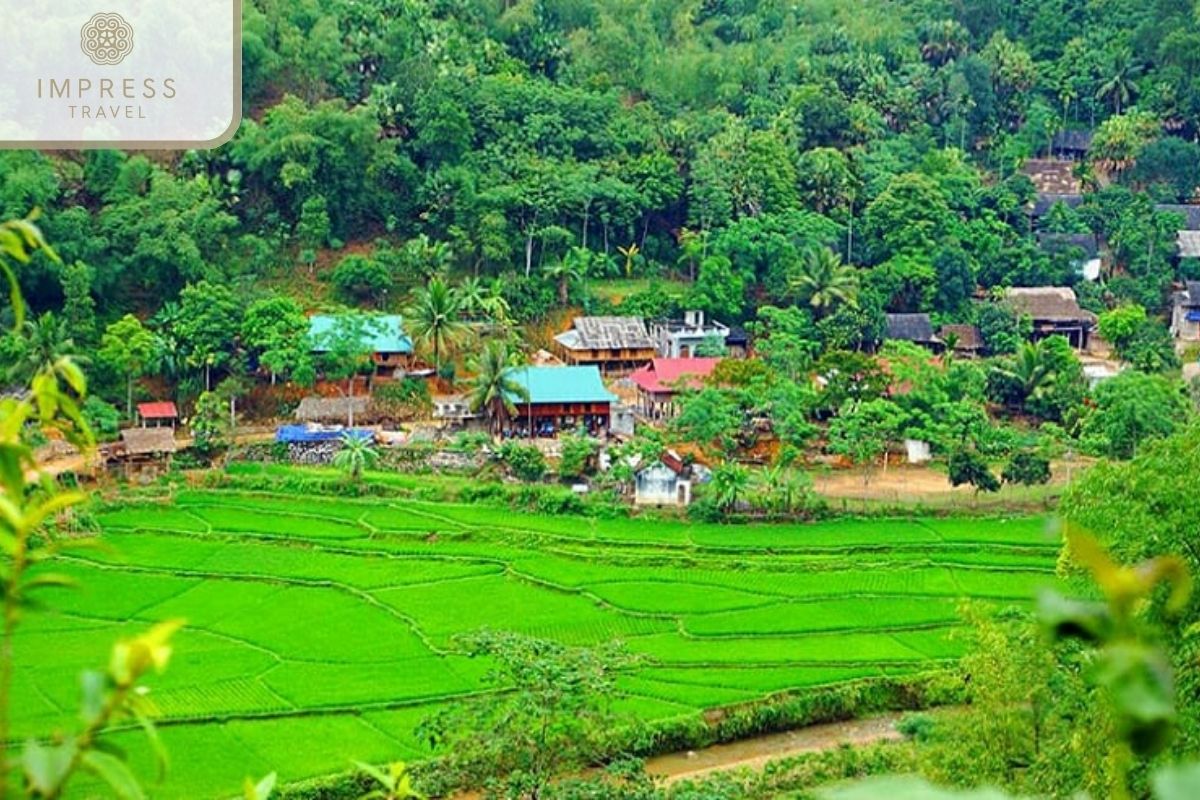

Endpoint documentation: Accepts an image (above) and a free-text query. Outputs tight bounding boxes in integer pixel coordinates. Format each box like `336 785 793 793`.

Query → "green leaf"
81 749 146 800
1153 762 1200 800
1037 589 1112 643
79 669 107 726
21 739 78 795
243 771 277 800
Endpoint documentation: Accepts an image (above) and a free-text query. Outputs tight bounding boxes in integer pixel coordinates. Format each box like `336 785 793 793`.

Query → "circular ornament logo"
80 12 134 66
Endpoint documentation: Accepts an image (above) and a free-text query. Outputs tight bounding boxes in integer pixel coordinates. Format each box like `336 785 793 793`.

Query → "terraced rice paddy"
17 489 1062 797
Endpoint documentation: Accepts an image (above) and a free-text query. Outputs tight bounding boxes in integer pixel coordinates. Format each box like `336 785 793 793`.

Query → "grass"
15 487 1063 797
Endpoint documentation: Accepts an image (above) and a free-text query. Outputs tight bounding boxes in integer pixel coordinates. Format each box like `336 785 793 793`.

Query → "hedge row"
274 672 963 799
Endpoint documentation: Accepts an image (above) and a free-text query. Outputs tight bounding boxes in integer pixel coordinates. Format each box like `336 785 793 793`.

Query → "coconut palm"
1096 49 1139 114
333 434 378 481
457 276 487 320
466 342 529 435
10 311 83 391
405 277 469 374
789 248 859 318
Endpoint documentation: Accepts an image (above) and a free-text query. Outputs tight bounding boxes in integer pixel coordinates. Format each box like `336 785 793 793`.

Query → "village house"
136 401 178 429
884 313 941 351
937 324 985 357
634 450 703 507
630 357 721 420
1004 287 1098 349
1037 232 1102 281
1050 129 1093 161
104 427 178 477
1155 204 1200 260
1171 281 1200 341
553 316 657 374
308 314 414 378
506 365 616 437
649 310 743 358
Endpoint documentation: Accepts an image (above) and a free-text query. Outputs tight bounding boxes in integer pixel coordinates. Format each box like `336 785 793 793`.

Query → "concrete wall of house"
1172 305 1200 341
635 464 682 505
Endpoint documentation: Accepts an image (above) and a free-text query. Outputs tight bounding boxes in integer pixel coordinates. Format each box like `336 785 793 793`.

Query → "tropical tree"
711 462 751 513
333 434 378 481
544 248 587 306
990 339 1056 411
789 248 859 318
1095 48 1140 114
456 276 487 320
98 314 159 418
9 311 81 391
405 277 468 373
466 342 528 434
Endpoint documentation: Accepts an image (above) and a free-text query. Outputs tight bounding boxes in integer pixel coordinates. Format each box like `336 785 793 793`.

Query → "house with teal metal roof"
505 365 616 437
308 314 414 376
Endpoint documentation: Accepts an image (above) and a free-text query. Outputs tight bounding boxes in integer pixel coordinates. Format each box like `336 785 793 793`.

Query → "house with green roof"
505 365 617 437
308 314 414 376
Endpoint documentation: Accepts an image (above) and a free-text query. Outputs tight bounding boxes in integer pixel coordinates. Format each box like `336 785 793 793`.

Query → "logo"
80 12 134 65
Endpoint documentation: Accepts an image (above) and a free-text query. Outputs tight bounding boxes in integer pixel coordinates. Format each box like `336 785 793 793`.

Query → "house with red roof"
630 357 720 420
136 401 178 429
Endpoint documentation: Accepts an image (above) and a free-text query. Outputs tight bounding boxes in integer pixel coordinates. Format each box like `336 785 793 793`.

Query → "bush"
330 254 390 303
81 396 121 441
498 442 547 482
373 377 430 418
558 433 598 479
1001 451 1051 486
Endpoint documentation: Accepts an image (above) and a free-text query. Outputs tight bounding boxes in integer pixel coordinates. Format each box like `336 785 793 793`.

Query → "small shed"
1051 129 1093 160
634 452 693 507
137 401 178 429
109 428 178 477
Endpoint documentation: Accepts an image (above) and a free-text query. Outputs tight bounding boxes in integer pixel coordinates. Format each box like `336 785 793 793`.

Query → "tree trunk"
525 234 534 277
126 372 134 420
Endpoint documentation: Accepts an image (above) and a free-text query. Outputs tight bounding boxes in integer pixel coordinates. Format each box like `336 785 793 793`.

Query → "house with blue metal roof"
505 365 617 437
308 314 413 376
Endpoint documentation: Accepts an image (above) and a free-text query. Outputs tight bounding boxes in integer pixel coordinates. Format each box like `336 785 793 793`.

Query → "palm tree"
1095 49 1139 114
790 248 860 318
457 276 487 320
466 342 529 435
10 311 82 390
994 339 1054 409
711 463 751 513
332 434 378 481
544 248 588 306
918 19 968 67
405 277 468 374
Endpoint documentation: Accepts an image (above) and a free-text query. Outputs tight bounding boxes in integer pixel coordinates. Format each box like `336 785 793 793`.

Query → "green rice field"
17 489 1062 797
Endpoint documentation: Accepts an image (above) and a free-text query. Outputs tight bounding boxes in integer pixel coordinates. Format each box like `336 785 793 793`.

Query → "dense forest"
7 0 1200 408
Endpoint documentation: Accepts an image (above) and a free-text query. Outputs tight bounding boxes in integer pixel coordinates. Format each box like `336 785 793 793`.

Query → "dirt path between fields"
644 713 905 785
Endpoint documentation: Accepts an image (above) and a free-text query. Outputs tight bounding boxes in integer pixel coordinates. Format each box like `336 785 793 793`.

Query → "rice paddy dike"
17 485 1062 797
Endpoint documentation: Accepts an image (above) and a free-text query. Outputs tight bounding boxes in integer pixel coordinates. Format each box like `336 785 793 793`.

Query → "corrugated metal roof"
565 316 654 350
631 358 721 394
309 314 412 354
137 401 178 419
507 366 616 405
1179 231 1200 258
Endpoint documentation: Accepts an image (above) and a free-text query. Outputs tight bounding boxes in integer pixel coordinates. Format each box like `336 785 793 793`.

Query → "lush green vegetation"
15 487 1059 795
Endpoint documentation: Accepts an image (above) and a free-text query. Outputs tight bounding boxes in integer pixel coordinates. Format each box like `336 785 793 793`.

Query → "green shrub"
498 442 547 482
